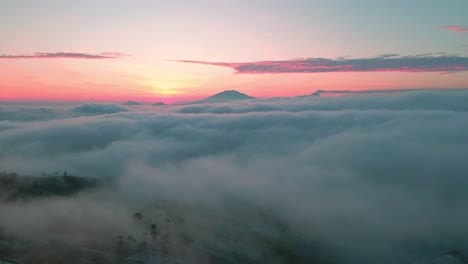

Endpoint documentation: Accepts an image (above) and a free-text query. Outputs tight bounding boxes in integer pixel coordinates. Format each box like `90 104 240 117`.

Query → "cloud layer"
1 90 468 263
0 52 127 59
175 54 468 74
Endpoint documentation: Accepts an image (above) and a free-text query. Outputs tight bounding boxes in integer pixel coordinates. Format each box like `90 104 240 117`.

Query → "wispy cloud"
174 54 468 74
0 52 128 59
441 25 468 33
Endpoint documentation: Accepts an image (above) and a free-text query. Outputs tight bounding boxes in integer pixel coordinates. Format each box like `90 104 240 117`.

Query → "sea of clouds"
1 90 468 263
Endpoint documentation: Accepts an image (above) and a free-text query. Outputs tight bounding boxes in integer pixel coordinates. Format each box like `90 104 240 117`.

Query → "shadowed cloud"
441 25 468 33
174 54 468 74
0 52 128 59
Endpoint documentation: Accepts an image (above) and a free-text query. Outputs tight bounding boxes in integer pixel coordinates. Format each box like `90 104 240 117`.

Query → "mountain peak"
200 90 255 103
311 90 325 96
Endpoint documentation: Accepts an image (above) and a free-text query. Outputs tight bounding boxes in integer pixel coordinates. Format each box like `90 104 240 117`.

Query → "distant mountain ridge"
198 90 255 103
123 100 142 105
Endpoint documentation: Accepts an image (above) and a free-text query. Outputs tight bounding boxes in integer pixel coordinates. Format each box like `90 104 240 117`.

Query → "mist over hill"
122 100 142 106
0 172 100 201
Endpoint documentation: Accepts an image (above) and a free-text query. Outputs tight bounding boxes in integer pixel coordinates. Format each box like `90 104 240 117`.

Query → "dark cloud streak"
0 52 128 59
174 54 468 74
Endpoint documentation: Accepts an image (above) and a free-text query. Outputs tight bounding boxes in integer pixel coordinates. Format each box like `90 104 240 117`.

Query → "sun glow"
139 79 189 96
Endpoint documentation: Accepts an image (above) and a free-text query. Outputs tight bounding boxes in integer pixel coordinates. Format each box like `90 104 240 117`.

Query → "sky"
1 0 468 103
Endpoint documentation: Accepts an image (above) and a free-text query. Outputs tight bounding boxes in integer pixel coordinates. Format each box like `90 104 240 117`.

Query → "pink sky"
1 54 468 103
1 1 467 103
1 58 467 103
